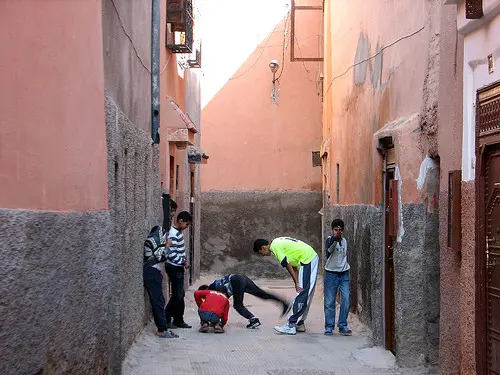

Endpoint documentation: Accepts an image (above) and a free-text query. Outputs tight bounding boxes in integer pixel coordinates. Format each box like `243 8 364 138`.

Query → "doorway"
384 165 397 354
476 82 500 374
189 168 195 285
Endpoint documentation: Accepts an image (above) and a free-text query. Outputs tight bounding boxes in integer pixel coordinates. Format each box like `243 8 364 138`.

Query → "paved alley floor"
122 276 435 375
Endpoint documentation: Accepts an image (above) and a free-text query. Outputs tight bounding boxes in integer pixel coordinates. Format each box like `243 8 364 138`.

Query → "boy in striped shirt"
165 211 192 329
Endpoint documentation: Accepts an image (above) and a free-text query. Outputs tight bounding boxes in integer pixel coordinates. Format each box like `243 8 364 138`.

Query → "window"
312 151 321 167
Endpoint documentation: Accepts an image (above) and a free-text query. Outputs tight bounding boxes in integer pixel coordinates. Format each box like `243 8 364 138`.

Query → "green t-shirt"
270 237 317 268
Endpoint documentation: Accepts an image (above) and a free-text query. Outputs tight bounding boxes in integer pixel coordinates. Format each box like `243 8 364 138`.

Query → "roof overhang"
165 97 198 149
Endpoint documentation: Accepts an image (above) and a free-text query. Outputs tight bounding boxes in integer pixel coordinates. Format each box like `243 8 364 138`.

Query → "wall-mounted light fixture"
269 59 280 103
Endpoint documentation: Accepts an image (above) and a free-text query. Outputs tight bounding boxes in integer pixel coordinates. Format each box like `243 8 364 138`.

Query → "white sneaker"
274 323 296 335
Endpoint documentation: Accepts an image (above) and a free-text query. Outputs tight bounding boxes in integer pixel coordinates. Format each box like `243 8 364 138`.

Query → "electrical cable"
228 27 276 81
293 33 314 82
274 10 290 82
323 25 426 95
110 0 151 74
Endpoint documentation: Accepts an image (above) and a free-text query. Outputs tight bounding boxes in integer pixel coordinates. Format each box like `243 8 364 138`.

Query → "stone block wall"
200 191 322 279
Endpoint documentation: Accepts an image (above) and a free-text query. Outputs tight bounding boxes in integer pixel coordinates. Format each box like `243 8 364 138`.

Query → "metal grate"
166 0 194 53
478 94 500 135
466 0 483 19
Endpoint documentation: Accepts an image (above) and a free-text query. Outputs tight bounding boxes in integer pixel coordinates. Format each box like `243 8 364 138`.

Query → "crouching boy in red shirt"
194 285 230 333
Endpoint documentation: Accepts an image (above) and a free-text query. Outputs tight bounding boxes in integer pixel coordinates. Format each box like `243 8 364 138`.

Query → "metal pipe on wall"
151 0 161 143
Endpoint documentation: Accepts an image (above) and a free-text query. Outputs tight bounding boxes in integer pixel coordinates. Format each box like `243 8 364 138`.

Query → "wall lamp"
269 59 280 103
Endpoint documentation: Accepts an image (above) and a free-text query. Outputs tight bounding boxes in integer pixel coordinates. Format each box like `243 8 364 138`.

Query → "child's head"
198 284 209 290
175 211 192 230
169 199 178 221
253 239 270 256
331 219 345 239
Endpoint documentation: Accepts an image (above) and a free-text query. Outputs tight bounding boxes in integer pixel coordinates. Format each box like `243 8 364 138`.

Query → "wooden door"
477 82 500 374
385 168 396 354
485 145 500 374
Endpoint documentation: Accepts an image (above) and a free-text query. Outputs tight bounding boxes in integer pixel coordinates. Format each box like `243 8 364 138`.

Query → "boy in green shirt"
253 237 319 335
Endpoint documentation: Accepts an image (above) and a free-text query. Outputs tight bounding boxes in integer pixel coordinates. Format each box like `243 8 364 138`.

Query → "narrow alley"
122 277 430 375
1 0 500 375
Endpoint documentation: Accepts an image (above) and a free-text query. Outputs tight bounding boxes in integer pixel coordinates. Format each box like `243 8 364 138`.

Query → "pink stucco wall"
0 1 108 211
199 0 322 191
323 0 434 205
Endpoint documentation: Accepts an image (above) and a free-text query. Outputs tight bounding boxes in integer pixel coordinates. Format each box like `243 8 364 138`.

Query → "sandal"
156 330 179 338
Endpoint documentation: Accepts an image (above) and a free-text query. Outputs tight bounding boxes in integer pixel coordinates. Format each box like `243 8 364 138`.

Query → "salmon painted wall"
159 0 187 193
199 0 323 191
0 1 108 211
323 0 434 205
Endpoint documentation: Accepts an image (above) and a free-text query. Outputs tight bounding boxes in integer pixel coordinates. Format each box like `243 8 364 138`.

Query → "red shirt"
194 290 230 325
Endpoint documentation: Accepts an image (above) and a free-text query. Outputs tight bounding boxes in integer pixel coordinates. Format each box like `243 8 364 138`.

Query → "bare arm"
286 264 303 292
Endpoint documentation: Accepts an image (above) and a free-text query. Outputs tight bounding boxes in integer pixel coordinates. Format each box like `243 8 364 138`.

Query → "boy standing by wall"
165 211 192 329
143 226 179 338
253 237 319 335
324 219 352 336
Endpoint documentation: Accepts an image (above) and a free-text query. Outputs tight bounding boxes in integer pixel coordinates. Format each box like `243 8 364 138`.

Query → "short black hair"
170 199 178 210
198 284 209 290
331 219 345 229
177 211 192 223
253 239 269 252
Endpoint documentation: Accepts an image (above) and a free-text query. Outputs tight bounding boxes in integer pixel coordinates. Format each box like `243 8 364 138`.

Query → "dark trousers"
231 274 286 319
165 263 186 325
143 265 167 332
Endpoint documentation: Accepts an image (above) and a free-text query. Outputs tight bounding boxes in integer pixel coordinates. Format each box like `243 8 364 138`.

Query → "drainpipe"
151 0 160 143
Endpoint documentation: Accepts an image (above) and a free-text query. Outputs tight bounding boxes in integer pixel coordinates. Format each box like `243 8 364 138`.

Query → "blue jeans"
143 265 167 332
198 309 221 324
324 270 350 331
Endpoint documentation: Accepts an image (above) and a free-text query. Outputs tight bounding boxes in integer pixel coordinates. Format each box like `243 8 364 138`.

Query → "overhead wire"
323 25 426 95
293 33 314 82
110 0 151 74
274 10 291 82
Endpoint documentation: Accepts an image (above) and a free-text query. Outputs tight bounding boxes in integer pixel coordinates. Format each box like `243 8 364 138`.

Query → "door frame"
475 80 500 374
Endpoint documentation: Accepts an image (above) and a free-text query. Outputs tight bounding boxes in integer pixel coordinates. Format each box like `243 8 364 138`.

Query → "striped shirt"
166 226 186 266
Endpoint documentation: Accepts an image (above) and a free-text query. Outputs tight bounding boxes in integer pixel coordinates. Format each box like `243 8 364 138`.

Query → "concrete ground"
122 276 435 375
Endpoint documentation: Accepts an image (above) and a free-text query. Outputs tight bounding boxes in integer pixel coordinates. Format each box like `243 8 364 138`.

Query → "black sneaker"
246 317 261 329
175 322 192 329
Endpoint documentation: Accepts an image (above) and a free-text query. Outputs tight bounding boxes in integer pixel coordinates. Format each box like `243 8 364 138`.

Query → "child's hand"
295 284 304 293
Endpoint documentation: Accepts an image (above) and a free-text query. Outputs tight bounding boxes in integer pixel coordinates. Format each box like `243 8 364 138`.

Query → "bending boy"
253 237 319 335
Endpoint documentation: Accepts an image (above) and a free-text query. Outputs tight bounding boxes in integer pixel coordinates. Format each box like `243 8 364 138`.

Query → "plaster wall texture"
458 181 476 375
199 0 323 192
102 0 152 134
200 191 322 278
322 0 445 205
0 209 112 375
104 93 163 374
437 4 466 375
0 0 108 211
